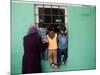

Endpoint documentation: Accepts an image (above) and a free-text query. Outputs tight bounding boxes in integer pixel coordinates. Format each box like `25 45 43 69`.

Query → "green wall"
11 3 35 74
11 3 96 74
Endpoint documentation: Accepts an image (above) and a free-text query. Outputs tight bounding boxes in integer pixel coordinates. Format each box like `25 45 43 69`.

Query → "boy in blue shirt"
37 23 48 60
58 26 68 66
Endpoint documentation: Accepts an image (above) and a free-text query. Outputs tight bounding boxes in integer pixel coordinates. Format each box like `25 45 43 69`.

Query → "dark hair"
38 22 44 27
60 25 66 31
48 25 54 31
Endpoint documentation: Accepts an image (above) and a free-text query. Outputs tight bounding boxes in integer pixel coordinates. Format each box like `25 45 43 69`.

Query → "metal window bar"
43 4 44 24
58 5 60 26
51 5 52 24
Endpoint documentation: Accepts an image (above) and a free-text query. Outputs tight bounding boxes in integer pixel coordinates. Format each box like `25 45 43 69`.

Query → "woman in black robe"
22 26 42 74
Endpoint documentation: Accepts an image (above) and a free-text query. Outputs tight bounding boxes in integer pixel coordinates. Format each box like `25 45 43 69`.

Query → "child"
58 26 68 66
47 26 58 68
37 23 48 60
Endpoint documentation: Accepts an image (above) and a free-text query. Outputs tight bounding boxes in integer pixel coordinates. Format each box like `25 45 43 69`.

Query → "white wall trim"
11 0 96 6
11 0 67 6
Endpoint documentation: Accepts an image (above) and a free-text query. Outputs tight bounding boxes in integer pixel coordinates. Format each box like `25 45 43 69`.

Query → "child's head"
48 25 54 32
60 25 66 33
38 22 44 28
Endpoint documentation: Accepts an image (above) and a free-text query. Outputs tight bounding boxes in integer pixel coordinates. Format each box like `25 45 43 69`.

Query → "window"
35 4 67 32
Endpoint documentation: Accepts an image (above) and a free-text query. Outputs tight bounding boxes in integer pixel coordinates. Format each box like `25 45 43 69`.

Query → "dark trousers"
57 48 68 66
41 42 48 60
41 49 48 60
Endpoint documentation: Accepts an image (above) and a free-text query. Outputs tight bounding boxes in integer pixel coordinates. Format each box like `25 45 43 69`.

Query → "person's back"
47 29 58 68
23 33 41 56
22 27 42 74
47 31 58 50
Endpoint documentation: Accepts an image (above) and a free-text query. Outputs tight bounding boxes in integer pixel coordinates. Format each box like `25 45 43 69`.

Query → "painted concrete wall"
11 3 35 74
11 2 96 74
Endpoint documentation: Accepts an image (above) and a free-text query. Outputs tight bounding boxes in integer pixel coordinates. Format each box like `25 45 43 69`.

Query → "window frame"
35 4 68 27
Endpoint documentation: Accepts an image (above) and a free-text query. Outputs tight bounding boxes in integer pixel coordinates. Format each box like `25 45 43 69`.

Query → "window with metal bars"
35 4 67 32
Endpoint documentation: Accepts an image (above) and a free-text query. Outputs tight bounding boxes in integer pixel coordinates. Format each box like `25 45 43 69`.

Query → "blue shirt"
38 28 47 42
58 33 68 49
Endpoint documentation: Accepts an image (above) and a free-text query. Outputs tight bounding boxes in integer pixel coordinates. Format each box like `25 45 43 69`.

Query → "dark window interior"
44 15 51 23
52 8 59 15
44 8 51 15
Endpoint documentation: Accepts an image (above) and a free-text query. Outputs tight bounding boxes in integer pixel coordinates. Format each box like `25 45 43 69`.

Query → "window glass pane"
52 8 59 15
39 15 44 23
52 16 60 23
39 8 44 14
44 8 51 15
59 9 65 15
44 16 51 23
60 16 65 23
